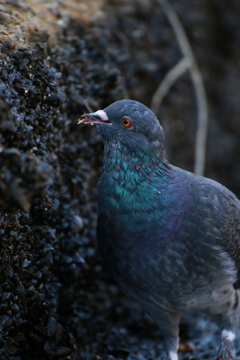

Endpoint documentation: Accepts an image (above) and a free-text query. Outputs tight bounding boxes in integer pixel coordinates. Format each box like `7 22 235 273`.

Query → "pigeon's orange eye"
121 116 132 128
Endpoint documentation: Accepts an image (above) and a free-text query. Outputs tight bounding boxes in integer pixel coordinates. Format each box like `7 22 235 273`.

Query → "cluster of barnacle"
0 45 74 359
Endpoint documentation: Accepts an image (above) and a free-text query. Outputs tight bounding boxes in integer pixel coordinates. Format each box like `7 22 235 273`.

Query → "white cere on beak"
78 109 110 126
94 110 109 121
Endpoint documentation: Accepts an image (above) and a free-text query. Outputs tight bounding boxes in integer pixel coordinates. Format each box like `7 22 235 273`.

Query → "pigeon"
79 99 240 360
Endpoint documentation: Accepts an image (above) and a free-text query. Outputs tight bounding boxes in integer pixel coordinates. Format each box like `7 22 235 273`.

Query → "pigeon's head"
79 100 165 159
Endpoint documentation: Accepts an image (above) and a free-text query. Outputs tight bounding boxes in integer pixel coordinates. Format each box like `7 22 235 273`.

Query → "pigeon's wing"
219 192 240 288
196 175 240 288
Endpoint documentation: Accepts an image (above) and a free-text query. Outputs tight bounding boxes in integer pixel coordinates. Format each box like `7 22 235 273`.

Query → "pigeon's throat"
103 141 167 172
100 143 170 197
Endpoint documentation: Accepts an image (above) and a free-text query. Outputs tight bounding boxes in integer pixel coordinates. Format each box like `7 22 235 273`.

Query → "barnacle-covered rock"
0 149 51 212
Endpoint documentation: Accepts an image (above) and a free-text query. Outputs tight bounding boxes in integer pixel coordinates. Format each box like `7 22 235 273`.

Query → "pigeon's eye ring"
121 116 132 128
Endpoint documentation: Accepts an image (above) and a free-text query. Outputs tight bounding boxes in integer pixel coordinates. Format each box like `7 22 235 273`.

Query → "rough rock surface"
0 1 240 359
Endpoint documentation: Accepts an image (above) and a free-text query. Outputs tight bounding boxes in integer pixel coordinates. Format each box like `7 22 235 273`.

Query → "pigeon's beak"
78 110 111 126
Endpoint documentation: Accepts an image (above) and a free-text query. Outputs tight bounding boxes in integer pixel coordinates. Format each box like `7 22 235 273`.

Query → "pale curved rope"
150 57 192 113
153 0 208 176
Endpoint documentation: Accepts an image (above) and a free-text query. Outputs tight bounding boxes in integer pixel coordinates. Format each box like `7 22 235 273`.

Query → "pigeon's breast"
97 170 188 301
